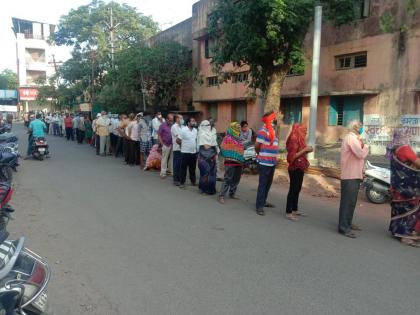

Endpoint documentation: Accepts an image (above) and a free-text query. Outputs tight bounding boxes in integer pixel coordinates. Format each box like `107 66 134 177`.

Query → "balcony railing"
24 33 46 40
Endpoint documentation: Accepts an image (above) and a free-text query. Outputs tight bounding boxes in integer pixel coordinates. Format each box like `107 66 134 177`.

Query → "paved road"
10 123 420 315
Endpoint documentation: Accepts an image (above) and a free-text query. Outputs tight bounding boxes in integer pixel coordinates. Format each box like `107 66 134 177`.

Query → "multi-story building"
151 0 420 154
12 17 58 112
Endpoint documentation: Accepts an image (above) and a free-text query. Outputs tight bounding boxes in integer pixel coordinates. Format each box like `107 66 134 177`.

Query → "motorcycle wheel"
0 166 13 184
365 187 387 204
38 154 45 161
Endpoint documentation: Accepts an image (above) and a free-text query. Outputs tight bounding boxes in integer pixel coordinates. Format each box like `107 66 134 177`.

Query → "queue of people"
55 110 420 248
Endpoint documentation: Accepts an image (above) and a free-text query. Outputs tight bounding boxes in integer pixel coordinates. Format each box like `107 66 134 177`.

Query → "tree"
0 69 18 90
208 0 363 114
100 41 193 113
54 0 159 112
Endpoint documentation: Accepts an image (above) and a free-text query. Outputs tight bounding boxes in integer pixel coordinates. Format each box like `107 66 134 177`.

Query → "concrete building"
12 17 58 112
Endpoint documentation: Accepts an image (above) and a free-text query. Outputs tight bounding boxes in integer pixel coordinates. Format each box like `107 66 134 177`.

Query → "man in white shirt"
171 114 184 186
45 113 52 134
151 112 165 145
177 117 198 189
96 111 111 156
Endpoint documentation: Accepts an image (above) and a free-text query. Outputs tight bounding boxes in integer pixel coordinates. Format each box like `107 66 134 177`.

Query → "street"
10 123 420 315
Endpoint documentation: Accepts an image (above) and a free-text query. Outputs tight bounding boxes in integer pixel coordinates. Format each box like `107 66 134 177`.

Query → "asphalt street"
10 123 420 315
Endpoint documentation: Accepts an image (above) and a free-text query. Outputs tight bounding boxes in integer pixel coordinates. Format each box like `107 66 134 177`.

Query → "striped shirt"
256 126 279 166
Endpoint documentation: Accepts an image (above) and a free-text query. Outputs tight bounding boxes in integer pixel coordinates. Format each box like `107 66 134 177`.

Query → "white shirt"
112 118 120 136
151 117 165 140
179 126 198 154
171 123 183 152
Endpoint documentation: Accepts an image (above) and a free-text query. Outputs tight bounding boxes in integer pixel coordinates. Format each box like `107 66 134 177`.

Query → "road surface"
10 123 420 315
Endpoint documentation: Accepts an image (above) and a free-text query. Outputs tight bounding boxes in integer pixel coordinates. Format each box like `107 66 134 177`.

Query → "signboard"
0 105 18 112
79 103 92 112
364 114 420 154
0 90 18 99
19 88 39 101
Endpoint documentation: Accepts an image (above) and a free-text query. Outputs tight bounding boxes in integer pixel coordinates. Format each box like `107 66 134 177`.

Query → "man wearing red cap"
255 111 280 216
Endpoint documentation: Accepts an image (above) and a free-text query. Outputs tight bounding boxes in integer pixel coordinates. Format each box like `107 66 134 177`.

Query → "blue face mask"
359 127 364 135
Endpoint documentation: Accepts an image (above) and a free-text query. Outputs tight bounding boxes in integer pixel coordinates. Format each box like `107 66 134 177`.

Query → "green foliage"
208 0 367 97
379 12 395 33
100 41 193 113
0 69 18 90
208 0 314 92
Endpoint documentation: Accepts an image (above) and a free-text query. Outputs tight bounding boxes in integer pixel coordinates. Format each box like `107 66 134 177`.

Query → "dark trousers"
65 127 74 141
256 164 275 210
115 136 124 157
123 138 130 163
180 153 197 185
45 123 50 134
77 130 85 144
286 169 305 214
173 151 182 183
27 134 33 156
75 129 80 142
128 140 140 165
95 135 100 155
338 179 361 234
53 123 60 136
219 165 242 198
110 134 117 153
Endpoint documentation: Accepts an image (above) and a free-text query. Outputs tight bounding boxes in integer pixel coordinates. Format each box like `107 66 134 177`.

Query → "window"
328 96 364 126
280 98 302 125
207 76 218 86
232 72 249 83
361 0 370 18
336 52 367 70
208 103 218 121
204 39 214 59
233 102 247 122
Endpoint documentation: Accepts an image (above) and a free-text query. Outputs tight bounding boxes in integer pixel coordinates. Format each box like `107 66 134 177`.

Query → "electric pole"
105 5 120 68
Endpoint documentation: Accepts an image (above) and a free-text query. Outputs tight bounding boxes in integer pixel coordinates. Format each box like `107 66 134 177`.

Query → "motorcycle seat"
0 153 17 164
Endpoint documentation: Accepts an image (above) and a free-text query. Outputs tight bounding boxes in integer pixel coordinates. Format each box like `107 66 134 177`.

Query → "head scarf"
286 123 307 148
385 127 411 159
227 122 241 140
262 112 276 144
198 120 217 146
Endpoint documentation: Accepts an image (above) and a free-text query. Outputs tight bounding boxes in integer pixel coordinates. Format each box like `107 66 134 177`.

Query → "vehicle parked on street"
0 152 18 184
31 138 49 161
243 144 257 174
0 183 51 315
363 160 391 204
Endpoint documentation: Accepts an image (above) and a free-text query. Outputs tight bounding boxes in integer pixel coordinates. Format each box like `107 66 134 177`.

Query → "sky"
0 0 197 72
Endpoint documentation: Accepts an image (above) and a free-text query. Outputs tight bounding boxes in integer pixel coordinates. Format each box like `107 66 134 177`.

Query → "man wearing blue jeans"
255 112 279 216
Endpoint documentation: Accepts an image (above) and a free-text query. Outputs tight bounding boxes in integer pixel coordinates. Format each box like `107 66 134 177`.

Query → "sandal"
292 211 307 217
286 214 299 221
401 238 420 247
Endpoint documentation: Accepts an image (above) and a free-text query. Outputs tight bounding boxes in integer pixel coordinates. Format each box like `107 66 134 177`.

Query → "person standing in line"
84 117 93 144
73 114 80 141
151 112 164 146
158 113 174 179
338 120 369 238
51 114 60 136
110 114 119 154
127 113 140 166
240 120 253 146
197 120 218 194
178 117 198 189
64 113 74 141
96 111 111 156
171 114 184 185
255 111 280 216
219 122 245 204
138 112 152 168
92 113 101 151
77 114 86 144
285 124 313 221
115 114 127 158
58 113 63 137
44 113 52 134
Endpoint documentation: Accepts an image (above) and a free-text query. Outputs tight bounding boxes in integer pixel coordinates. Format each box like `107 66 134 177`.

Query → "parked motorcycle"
243 144 258 174
363 160 391 204
0 153 19 184
31 138 49 161
0 183 51 315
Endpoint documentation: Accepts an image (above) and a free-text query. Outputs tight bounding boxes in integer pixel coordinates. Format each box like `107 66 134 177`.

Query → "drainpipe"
308 5 322 163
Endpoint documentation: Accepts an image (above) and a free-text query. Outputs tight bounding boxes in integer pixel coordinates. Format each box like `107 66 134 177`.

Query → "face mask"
180 119 184 125
359 127 364 135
